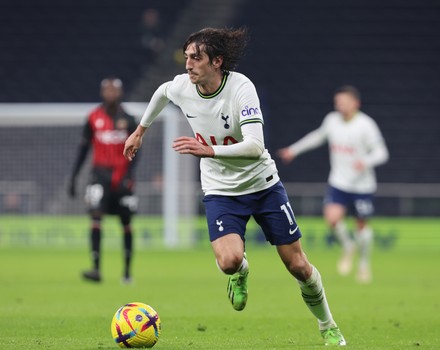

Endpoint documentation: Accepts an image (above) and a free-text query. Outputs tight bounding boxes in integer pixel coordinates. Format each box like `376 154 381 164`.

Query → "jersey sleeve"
81 117 93 144
362 118 389 167
237 80 264 126
212 122 265 159
288 114 329 155
140 82 171 127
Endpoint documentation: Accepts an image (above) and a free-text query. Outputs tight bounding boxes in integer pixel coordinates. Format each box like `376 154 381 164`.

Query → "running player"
68 77 138 283
123 27 346 346
277 86 389 283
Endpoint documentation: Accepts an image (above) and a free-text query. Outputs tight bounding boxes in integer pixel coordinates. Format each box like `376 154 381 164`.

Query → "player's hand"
68 178 76 198
172 136 215 158
123 126 147 161
276 147 296 164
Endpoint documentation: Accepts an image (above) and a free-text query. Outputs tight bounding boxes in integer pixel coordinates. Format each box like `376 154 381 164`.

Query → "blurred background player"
277 86 389 283
68 77 138 283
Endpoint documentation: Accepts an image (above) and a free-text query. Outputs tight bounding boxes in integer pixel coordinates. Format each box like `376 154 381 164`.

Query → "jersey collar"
196 71 229 99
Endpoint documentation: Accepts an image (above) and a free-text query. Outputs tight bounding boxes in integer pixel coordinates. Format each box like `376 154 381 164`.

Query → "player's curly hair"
183 27 248 71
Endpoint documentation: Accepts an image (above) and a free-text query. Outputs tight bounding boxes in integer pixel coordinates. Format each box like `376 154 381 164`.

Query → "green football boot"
227 270 248 311
320 327 346 346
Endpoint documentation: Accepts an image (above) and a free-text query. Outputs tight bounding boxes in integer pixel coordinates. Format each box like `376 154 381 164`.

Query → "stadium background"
0 0 439 244
1 1 440 349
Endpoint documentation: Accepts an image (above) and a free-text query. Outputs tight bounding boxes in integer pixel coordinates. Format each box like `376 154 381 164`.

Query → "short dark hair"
183 27 248 71
334 85 361 102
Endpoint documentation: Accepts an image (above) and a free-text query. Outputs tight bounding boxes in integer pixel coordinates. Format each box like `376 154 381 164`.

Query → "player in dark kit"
69 77 138 283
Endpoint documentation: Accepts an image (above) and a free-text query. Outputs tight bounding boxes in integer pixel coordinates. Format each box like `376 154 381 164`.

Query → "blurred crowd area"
0 0 439 216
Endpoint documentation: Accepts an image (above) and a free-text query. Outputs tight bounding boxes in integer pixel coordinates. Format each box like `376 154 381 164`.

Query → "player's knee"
216 253 243 274
90 210 103 220
325 214 341 228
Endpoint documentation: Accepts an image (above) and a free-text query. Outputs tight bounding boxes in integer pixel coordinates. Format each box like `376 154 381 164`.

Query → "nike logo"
289 226 298 235
186 114 197 118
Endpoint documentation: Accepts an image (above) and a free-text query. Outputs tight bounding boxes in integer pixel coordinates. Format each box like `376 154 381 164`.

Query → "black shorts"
203 181 302 245
85 167 137 216
324 186 374 219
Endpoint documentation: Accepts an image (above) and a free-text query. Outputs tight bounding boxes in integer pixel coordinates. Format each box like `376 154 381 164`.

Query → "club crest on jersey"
221 113 230 129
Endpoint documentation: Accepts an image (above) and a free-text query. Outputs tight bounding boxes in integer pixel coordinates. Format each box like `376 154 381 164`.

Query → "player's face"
184 43 218 86
334 92 360 118
101 82 123 104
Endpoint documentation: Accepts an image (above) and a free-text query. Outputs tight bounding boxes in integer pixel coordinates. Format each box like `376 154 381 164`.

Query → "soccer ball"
111 302 161 348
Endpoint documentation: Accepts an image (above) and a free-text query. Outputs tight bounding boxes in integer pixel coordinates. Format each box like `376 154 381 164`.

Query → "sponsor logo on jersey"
96 130 128 144
186 113 197 119
241 105 261 117
331 143 355 154
195 133 238 146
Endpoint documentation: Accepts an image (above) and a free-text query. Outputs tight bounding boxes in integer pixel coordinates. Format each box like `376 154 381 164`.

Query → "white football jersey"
163 71 279 195
290 111 388 193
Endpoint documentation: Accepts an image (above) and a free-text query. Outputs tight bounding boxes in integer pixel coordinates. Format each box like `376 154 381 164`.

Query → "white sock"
356 226 373 268
215 254 248 275
334 221 354 251
297 265 337 330
237 255 249 274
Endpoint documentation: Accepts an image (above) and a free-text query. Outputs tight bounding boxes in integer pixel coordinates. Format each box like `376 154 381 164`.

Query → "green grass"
0 217 439 349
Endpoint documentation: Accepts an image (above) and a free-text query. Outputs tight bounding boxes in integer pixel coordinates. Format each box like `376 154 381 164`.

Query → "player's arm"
212 122 264 159
123 82 170 161
363 141 389 167
68 121 92 197
123 116 141 184
354 141 389 173
277 113 331 164
277 121 327 164
172 122 264 159
357 122 389 170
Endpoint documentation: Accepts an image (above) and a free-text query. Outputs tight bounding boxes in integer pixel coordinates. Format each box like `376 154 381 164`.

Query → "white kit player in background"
277 85 389 283
124 27 347 346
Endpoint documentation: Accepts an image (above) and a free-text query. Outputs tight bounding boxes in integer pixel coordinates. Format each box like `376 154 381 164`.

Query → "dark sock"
123 226 133 278
91 221 101 271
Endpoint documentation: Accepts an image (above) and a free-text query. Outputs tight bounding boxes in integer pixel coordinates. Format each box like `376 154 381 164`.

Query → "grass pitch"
0 217 439 349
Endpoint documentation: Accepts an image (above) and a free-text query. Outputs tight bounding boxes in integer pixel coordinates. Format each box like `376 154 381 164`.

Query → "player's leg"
211 233 249 311
81 210 103 282
114 190 138 284
256 182 345 346
203 194 249 311
324 187 355 275
353 196 375 283
83 181 108 282
277 242 345 345
118 211 134 283
211 233 246 274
